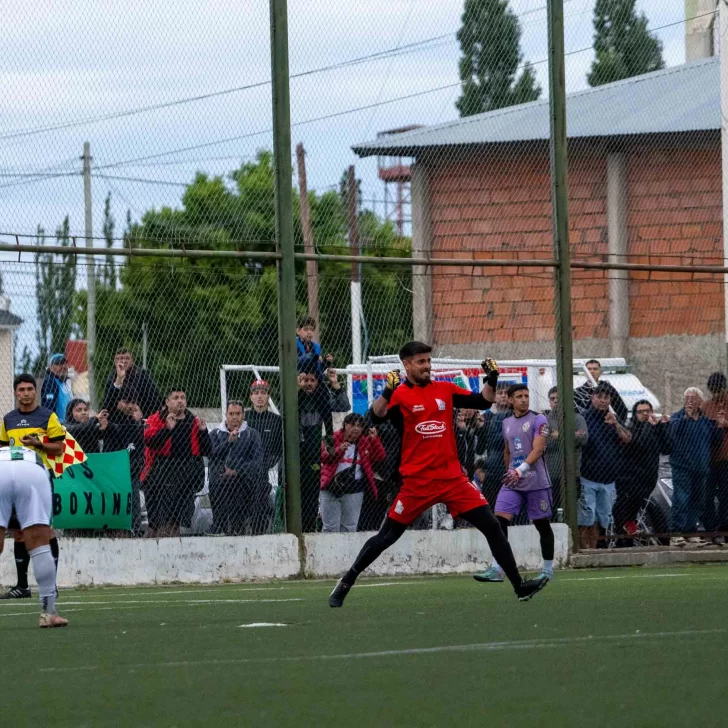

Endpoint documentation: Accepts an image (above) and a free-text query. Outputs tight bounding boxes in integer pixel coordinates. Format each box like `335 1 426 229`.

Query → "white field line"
0 581 430 604
0 597 303 617
37 629 724 674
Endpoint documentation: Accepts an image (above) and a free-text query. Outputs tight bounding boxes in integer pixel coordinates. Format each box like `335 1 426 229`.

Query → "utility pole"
296 143 319 338
348 165 362 365
82 142 97 410
270 0 302 538
547 0 578 548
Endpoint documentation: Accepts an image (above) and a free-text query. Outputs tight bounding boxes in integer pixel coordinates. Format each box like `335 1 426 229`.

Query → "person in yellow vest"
0 374 66 600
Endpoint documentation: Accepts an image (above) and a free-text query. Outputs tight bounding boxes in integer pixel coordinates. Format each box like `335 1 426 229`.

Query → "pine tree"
34 219 78 372
456 0 541 117
99 193 117 288
588 0 664 87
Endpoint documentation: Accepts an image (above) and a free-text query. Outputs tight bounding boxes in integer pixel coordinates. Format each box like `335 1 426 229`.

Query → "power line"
0 1 583 144
4 10 713 185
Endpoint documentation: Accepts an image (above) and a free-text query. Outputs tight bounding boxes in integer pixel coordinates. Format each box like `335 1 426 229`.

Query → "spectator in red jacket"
320 414 386 533
142 387 212 537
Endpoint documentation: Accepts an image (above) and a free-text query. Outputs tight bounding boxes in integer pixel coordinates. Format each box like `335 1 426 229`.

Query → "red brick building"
355 58 723 406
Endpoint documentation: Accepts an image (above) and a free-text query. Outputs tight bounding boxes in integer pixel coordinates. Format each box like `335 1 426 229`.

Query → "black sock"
344 518 406 585
497 515 510 539
14 540 30 589
49 537 59 574
533 518 555 561
461 506 522 589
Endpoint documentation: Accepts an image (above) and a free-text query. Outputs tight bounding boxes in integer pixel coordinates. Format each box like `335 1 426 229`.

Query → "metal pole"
720 0 728 372
142 322 148 370
296 143 319 338
270 0 302 538
547 0 578 550
82 142 97 410
348 166 362 364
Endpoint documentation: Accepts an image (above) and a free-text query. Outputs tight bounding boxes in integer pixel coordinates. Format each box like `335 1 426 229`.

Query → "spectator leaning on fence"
614 400 668 542
296 315 333 378
297 357 351 532
358 419 400 532
455 408 485 481
700 372 728 544
475 382 511 504
578 382 632 549
41 354 73 424
209 400 267 536
320 413 386 533
668 387 724 546
574 359 628 423
106 393 145 535
104 348 161 420
246 380 283 474
142 387 212 538
64 399 113 454
544 386 588 515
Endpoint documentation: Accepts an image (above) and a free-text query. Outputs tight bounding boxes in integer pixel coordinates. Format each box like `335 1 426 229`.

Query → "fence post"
270 0 302 540
547 0 578 551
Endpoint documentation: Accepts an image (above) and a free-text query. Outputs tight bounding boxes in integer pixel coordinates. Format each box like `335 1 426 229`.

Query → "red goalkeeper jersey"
384 380 488 481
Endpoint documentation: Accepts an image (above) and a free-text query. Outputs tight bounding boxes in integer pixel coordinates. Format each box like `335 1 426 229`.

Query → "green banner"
53 451 133 530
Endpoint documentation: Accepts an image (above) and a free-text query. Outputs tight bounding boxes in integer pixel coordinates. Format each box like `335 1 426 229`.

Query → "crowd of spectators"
56 332 728 547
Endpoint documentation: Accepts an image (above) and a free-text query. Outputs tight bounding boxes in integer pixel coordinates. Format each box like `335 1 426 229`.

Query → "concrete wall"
0 526 570 587
304 524 570 578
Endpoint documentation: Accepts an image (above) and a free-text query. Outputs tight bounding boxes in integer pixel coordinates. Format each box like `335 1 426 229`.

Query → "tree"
456 0 541 117
34 219 78 374
587 0 664 87
99 193 117 288
75 152 411 407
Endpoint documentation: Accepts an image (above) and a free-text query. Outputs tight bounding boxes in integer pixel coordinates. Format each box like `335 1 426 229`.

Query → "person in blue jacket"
40 353 73 424
669 387 725 542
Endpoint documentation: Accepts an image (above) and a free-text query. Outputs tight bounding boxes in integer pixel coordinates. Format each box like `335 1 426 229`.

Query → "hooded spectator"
209 400 267 535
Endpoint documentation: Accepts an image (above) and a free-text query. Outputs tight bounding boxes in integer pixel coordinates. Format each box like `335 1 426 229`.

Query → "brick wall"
427 141 724 348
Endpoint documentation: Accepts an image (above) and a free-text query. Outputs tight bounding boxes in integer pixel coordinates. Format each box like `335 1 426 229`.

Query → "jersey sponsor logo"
540 499 549 513
414 420 447 437
435 398 446 411
538 423 550 437
412 404 425 413
521 421 531 432
394 500 404 514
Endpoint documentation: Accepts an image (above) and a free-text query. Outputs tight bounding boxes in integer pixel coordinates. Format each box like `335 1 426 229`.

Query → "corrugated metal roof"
353 57 719 157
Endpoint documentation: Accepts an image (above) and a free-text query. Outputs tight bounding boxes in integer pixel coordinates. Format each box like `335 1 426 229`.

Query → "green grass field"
3 566 728 727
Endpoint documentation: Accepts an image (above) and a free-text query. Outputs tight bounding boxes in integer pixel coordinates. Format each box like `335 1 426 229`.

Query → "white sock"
29 545 57 615
543 560 554 573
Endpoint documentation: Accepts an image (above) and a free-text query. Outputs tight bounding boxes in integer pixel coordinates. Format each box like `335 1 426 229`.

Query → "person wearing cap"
578 382 632 548
40 354 73 424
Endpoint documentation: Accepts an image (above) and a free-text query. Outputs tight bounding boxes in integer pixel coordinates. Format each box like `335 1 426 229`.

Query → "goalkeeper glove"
382 370 401 401
481 358 499 388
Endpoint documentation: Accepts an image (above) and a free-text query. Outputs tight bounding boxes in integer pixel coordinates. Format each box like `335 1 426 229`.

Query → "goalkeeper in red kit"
329 341 549 607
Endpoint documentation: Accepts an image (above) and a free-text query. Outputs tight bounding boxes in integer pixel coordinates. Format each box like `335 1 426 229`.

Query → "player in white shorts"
0 446 67 628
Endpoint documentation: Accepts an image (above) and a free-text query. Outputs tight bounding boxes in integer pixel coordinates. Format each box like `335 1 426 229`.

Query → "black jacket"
104 366 162 420
621 419 668 494
574 380 628 423
66 418 110 454
245 409 283 471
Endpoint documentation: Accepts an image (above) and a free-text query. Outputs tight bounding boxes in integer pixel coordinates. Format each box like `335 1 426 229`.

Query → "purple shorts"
494 487 553 521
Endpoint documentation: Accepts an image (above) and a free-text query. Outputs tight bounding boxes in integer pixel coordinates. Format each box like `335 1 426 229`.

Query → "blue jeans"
578 478 616 529
671 466 707 534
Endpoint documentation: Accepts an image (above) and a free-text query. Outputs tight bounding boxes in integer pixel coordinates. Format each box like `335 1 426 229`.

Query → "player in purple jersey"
474 383 556 583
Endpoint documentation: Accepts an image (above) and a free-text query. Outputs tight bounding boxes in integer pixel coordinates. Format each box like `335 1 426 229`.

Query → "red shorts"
387 474 488 525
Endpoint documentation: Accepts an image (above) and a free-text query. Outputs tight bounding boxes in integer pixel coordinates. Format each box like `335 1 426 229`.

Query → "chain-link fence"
2 0 728 552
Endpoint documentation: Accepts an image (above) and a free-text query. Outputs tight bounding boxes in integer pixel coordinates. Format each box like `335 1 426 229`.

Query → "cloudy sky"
0 0 691 354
